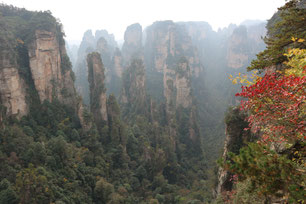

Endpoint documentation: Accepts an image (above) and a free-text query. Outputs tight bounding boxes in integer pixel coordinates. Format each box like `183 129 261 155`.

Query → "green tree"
94 178 114 204
15 165 51 204
0 179 18 204
248 0 306 71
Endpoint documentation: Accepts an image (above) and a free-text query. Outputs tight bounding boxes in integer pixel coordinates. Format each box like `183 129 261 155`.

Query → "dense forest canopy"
0 0 304 204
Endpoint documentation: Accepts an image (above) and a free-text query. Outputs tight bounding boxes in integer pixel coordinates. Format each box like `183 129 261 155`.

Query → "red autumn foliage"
236 73 306 144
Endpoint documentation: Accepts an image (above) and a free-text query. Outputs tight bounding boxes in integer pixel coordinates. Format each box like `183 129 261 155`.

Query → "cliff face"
145 21 202 77
175 58 192 108
144 21 203 104
226 26 249 69
112 48 124 78
96 37 113 84
217 108 252 195
227 24 266 69
75 29 120 101
122 23 143 66
143 22 202 151
121 59 146 116
28 30 76 106
87 52 108 123
77 30 95 60
163 57 192 115
0 13 77 119
0 21 28 118
179 22 217 66
95 30 117 53
0 67 28 117
75 30 95 104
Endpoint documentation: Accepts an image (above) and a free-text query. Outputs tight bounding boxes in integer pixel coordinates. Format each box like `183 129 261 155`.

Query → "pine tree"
248 0 306 71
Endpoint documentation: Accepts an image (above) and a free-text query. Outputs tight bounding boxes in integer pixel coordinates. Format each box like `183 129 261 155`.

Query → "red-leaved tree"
236 73 305 145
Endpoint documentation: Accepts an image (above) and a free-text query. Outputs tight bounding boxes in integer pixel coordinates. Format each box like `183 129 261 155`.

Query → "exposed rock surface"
75 30 95 104
122 23 143 66
121 58 146 115
95 30 117 53
0 29 28 118
179 22 216 66
77 98 92 130
0 8 79 121
112 48 124 78
144 21 203 103
77 30 95 60
96 37 113 84
217 108 252 195
145 21 202 76
0 68 28 117
28 30 76 106
227 24 266 69
87 52 108 123
75 29 119 101
226 26 249 69
175 58 192 108
163 57 192 114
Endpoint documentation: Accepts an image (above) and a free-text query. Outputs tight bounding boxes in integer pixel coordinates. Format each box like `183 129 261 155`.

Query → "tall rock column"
112 48 124 78
226 26 249 69
121 58 147 117
0 33 28 118
175 57 192 108
0 67 28 118
122 23 143 66
163 57 192 113
28 30 76 107
87 52 108 126
28 30 62 102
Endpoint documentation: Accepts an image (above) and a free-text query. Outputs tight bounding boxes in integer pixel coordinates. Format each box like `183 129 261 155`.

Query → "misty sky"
1 0 285 44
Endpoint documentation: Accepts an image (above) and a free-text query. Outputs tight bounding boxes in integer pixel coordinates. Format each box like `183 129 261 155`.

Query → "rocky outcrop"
77 98 92 131
145 21 202 77
0 7 78 121
217 108 252 195
163 57 200 151
227 24 266 69
175 58 192 108
226 26 249 69
163 57 192 113
95 30 117 53
121 58 146 115
112 48 124 78
179 22 217 66
28 30 76 106
87 52 108 124
28 30 60 102
122 23 143 66
163 68 176 112
144 21 202 103
96 37 113 84
75 29 119 102
0 30 28 118
0 68 28 117
77 30 96 60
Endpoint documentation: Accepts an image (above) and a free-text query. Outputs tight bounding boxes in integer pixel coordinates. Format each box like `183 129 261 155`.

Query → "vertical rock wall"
87 52 108 123
28 30 76 106
0 34 28 118
122 23 143 66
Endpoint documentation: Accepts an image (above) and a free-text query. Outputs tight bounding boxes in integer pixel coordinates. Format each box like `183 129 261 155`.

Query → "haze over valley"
0 0 304 203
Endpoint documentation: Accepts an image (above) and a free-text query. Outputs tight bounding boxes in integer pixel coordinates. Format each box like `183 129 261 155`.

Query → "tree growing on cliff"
248 0 306 71
220 1 306 202
225 43 305 203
